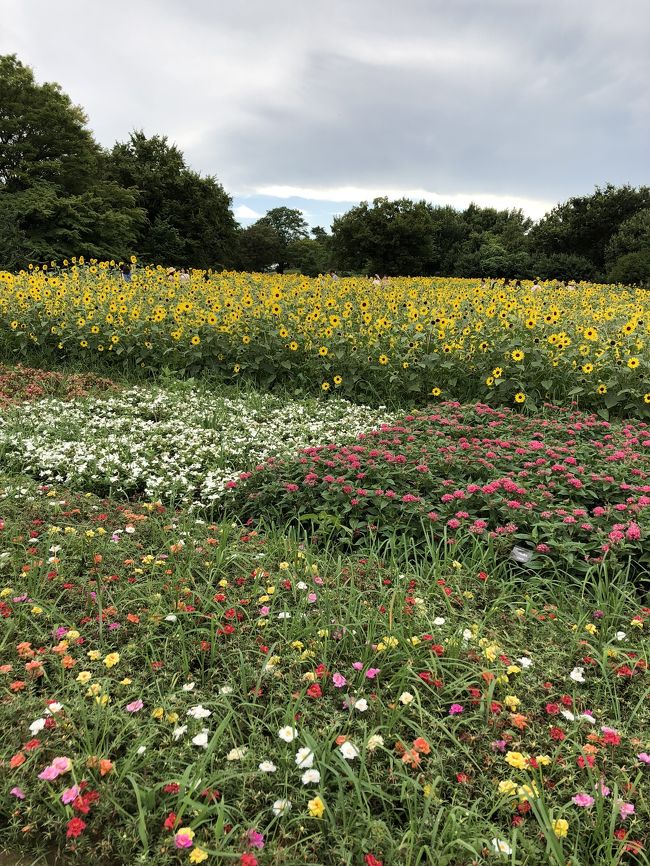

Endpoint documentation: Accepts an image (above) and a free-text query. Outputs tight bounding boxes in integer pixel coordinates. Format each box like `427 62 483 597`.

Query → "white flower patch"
0 385 394 509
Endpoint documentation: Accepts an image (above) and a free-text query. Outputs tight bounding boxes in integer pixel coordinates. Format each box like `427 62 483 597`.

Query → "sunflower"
514 392 526 403
333 375 342 386
378 354 389 365
597 384 607 394
321 381 330 391
627 357 639 369
431 387 441 397
511 349 524 362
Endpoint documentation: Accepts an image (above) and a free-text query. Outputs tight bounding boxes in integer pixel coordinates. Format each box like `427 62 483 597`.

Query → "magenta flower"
126 699 144 713
366 668 380 679
10 787 26 799
174 830 194 849
352 662 363 671
637 752 650 764
572 793 595 808
332 673 347 688
449 704 464 715
246 829 265 849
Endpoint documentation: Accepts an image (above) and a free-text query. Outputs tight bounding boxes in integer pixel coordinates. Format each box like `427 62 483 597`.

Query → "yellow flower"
322 381 330 391
333 375 343 385
151 706 164 719
191 335 201 346
189 849 208 864
76 671 92 684
627 357 639 369
318 346 328 356
552 818 569 838
505 751 528 770
120 677 132 685
535 755 551 766
498 779 517 796
31 606 43 615
104 652 120 668
308 795 325 818
503 695 521 711
514 392 526 403
511 349 524 361
431 387 441 396
378 354 389 365
87 650 101 661
584 623 597 635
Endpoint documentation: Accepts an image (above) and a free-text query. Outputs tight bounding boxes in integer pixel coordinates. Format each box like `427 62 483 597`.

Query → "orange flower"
62 655 76 669
0 663 13 673
10 752 26 768
394 740 406 756
25 661 44 677
93 554 103 564
10 680 26 691
16 642 34 659
481 671 495 683
401 749 421 768
126 614 140 624
510 713 528 730
51 641 68 655
99 759 114 776
334 735 347 746
413 737 431 754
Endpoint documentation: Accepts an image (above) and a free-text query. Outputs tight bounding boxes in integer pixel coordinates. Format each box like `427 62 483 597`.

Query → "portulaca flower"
367 734 384 751
187 704 211 719
29 718 46 735
301 769 321 785
182 682 195 692
164 614 177 623
561 710 576 721
278 726 298 742
226 746 247 761
192 729 210 748
491 838 512 856
339 741 359 760
462 628 473 641
518 656 533 668
295 747 314 768
399 691 414 705
258 760 277 773
137 746 147 755
354 698 369 712
172 725 187 740
433 617 446 626
569 667 585 683
219 685 234 695
615 631 627 641
272 798 292 816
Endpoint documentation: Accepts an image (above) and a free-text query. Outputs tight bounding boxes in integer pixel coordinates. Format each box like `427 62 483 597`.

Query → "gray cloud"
2 0 648 218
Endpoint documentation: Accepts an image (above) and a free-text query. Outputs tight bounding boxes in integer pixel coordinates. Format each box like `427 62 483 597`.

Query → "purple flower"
492 740 507 753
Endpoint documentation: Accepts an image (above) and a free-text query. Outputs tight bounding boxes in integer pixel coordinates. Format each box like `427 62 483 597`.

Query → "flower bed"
230 402 650 576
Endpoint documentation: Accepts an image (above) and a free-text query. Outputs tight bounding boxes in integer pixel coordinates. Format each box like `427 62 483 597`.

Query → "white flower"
258 760 277 773
569 666 585 683
29 717 46 735
296 581 308 590
462 628 473 641
399 691 414 705
182 682 195 692
45 702 63 715
518 656 533 668
172 725 188 740
278 612 291 620
339 741 359 760
433 616 446 626
278 725 298 742
354 698 368 712
272 798 292 816
192 729 210 748
219 685 234 695
301 769 321 785
137 745 147 754
615 631 627 641
561 710 575 721
367 734 384 751
580 713 596 724
226 746 247 761
164 614 177 623
295 747 314 768
491 838 512 856
187 704 211 719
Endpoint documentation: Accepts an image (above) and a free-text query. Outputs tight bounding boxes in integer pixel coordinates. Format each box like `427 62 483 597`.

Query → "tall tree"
105 132 238 269
0 55 142 268
256 207 309 273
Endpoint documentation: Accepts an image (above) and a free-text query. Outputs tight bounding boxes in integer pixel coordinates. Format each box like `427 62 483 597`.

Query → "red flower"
163 811 177 831
241 854 258 866
560 694 573 707
163 782 180 794
66 817 87 838
306 683 322 699
549 726 566 741
365 855 383 866
456 773 469 784
545 703 560 715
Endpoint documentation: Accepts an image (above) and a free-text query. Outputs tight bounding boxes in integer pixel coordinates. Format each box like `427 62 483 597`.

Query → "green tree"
606 208 650 284
256 207 309 273
528 184 650 279
0 55 142 267
235 222 282 272
106 132 238 269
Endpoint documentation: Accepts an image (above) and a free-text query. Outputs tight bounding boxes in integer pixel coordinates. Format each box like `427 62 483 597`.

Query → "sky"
2 0 648 228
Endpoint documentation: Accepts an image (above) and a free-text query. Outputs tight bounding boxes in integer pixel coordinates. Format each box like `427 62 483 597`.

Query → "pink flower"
259 606 270 616
366 668 380 679
10 787 25 799
449 704 464 715
572 793 595 808
246 829 265 849
126 699 144 713
307 593 317 603
61 785 80 804
174 831 194 849
595 780 610 797
638 752 650 764
38 766 59 781
332 673 347 688
51 757 71 774
617 801 635 820
352 662 363 671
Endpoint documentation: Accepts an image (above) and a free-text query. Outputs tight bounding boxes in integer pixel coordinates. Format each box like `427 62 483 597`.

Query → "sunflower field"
0 260 648 413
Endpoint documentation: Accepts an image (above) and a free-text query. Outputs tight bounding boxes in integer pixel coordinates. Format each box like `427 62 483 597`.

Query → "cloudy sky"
2 0 648 227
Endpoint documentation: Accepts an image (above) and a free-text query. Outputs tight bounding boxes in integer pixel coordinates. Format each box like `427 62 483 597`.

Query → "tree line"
1 54 649 283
